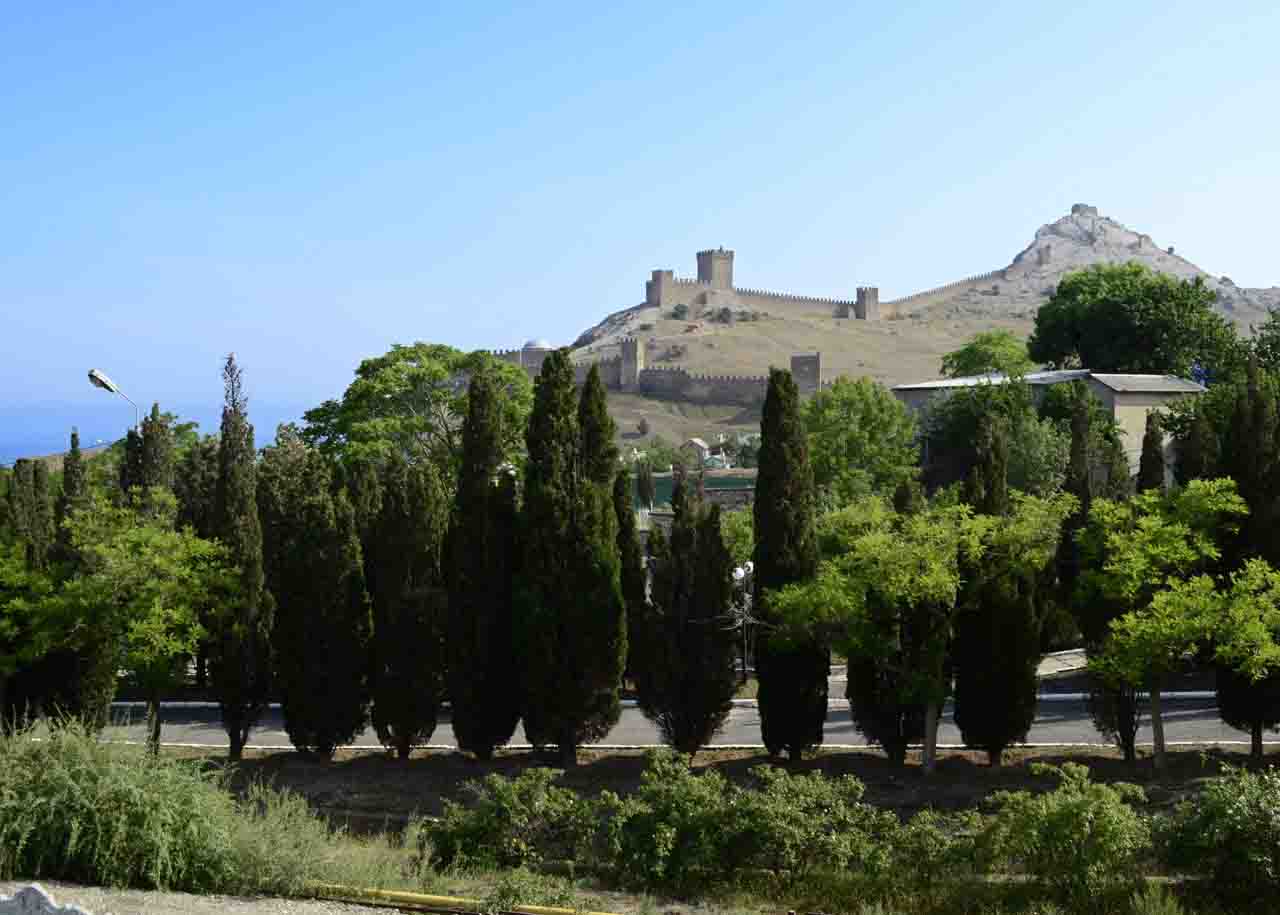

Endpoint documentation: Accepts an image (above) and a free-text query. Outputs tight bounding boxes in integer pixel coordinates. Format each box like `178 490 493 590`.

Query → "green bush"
1129 884 1186 915
1160 765 1280 898
888 808 982 890
977 762 1150 905
729 764 898 878
424 767 594 871
0 723 412 895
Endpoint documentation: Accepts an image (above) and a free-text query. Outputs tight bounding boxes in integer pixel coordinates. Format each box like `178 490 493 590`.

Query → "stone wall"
881 268 1008 316
636 366 768 406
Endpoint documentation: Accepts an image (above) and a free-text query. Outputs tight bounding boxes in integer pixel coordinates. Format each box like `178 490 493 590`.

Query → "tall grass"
0 723 419 895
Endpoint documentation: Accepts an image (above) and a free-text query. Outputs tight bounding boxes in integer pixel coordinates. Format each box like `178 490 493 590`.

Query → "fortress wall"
882 268 1008 315
491 349 525 366
574 355 622 388
638 367 768 406
729 286 856 314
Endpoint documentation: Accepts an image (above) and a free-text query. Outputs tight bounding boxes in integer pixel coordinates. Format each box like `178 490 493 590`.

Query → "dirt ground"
0 881 390 915
191 744 1259 835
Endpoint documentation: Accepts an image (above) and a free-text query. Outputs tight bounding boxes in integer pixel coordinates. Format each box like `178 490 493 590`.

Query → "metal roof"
892 369 1091 391
1088 374 1206 394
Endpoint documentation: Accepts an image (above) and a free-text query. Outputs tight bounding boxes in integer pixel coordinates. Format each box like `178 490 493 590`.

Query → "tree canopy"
802 376 918 505
1028 262 1241 380
302 343 533 471
941 330 1035 378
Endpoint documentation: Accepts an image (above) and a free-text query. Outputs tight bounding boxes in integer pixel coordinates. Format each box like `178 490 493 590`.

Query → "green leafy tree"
1084 479 1248 768
118 428 144 496
753 369 827 760
516 350 625 766
1135 411 1165 494
954 493 1076 765
941 329 1035 378
802 376 919 505
633 472 737 755
771 498 977 772
6 461 55 572
302 343 533 471
447 367 521 760
175 435 219 537
366 451 449 758
1028 262 1242 379
258 428 372 759
52 492 232 753
578 365 617 484
719 508 754 567
209 354 275 761
1174 407 1220 485
0 541 57 732
963 416 1010 516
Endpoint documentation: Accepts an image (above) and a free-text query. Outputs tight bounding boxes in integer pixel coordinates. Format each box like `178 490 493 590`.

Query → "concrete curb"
309 882 621 915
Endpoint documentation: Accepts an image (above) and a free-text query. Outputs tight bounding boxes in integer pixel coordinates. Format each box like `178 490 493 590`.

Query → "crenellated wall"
880 268 1008 315
645 250 865 318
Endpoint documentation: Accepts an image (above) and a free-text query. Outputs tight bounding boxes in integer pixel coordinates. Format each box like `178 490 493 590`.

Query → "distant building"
681 437 712 466
892 370 1205 475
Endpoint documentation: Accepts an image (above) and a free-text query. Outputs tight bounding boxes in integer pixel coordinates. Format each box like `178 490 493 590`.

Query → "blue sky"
3 0 1278 462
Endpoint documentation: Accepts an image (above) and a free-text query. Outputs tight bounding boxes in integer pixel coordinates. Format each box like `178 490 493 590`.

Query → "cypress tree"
258 429 371 759
367 452 448 759
954 425 1044 767
53 431 87 565
118 428 144 496
210 354 274 760
1175 408 1219 485
634 472 736 754
517 350 625 766
1136 411 1165 494
175 436 219 537
753 368 827 760
578 365 618 484
447 367 521 760
614 466 647 681
1216 661 1280 762
636 460 656 510
140 403 176 492
963 416 1009 516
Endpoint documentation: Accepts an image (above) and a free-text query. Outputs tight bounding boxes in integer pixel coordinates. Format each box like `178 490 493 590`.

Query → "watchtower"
790 352 821 394
696 248 735 290
855 286 880 321
620 337 645 391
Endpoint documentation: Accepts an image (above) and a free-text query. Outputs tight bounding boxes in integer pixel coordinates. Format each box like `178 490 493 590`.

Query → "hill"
569 204 1278 443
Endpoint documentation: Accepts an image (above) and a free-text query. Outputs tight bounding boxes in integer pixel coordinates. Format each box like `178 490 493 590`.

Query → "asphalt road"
106 693 1259 750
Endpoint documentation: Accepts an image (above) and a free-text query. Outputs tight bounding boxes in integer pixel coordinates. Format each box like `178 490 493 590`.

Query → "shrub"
729 765 898 878
670 304 689 320
1129 884 1186 915
888 808 982 890
0 723 385 895
424 767 593 871
977 762 1150 904
1160 765 1280 898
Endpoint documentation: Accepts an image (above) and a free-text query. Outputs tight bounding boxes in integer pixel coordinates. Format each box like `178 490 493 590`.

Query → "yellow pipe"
310 882 625 915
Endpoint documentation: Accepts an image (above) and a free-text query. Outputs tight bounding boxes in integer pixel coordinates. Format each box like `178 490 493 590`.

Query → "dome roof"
523 339 553 350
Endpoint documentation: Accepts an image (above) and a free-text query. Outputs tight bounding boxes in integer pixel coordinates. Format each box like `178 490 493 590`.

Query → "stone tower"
855 286 880 320
790 352 821 394
620 337 645 391
696 248 734 290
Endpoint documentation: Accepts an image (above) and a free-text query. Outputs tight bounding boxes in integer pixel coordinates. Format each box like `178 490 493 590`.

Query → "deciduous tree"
802 376 918 506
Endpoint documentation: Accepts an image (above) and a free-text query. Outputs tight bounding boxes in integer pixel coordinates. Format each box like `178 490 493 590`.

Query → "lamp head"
88 368 120 394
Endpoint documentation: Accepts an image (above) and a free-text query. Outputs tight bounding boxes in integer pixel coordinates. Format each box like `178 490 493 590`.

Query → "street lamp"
88 368 140 430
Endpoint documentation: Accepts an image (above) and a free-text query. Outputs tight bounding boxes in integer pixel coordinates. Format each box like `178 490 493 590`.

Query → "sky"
3 0 1279 463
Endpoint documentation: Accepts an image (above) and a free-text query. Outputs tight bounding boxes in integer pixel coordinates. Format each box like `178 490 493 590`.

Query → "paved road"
106 693 1262 750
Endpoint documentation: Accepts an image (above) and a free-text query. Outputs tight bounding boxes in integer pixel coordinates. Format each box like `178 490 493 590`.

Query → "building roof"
1088 374 1206 394
683 437 710 451
892 370 1091 392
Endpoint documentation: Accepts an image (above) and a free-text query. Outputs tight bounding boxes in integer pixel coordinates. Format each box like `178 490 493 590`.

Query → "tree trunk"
0 674 8 736
559 728 578 769
146 690 162 757
989 747 1003 768
396 735 411 760
922 701 939 775
1150 682 1166 771
1253 721 1264 763
229 728 246 761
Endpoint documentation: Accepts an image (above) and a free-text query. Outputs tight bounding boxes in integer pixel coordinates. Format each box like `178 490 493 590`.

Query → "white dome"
524 339 553 350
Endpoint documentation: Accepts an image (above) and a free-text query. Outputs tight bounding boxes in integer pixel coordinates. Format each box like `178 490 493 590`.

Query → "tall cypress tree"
635 460 656 510
258 429 371 759
1175 408 1219 485
614 466 647 681
367 452 448 759
210 354 274 760
753 368 826 760
635 472 736 754
140 403 176 492
118 428 144 496
518 350 625 766
578 365 618 484
53 431 87 564
954 422 1046 766
175 436 219 537
1136 411 1165 494
448 367 520 760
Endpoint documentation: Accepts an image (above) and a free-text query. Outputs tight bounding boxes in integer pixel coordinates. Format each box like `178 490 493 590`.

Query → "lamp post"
88 368 140 430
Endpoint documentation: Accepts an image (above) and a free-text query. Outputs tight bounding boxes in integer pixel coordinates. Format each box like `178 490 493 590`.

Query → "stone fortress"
494 337 824 407
645 247 883 321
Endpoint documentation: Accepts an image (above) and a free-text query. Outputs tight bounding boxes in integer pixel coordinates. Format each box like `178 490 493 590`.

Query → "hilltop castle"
645 248 881 320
